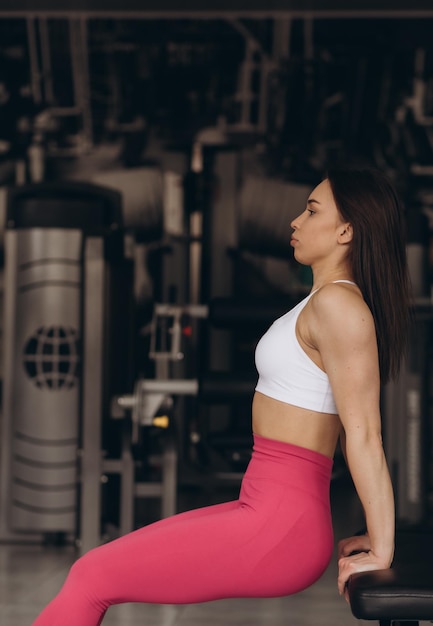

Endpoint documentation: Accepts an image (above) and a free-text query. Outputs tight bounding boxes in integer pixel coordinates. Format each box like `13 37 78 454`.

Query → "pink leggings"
33 434 333 626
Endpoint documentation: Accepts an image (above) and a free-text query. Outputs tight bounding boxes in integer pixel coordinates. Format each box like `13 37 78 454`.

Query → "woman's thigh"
72 479 332 606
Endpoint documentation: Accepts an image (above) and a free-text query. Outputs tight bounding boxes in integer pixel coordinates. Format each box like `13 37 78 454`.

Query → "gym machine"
85 297 287 546
0 146 254 551
0 180 132 545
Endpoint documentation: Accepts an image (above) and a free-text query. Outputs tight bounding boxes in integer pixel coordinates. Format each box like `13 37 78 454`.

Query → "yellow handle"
152 415 170 429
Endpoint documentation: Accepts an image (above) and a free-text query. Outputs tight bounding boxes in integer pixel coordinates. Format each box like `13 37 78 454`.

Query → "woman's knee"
66 547 106 594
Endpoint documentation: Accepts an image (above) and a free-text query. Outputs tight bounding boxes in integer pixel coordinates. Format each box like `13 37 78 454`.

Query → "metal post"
69 17 93 150
39 18 55 105
119 426 135 535
161 431 177 518
79 237 105 554
26 17 42 105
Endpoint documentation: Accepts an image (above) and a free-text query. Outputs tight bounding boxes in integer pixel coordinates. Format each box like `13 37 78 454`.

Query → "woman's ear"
338 223 353 244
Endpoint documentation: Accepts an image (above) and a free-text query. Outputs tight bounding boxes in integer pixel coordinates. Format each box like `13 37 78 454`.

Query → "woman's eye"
307 209 315 216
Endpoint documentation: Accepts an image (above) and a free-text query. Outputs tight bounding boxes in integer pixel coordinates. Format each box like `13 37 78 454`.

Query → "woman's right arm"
310 286 395 595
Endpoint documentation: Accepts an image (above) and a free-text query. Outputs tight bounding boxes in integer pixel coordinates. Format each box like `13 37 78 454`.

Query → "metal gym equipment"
82 299 277 546
382 304 433 526
78 303 209 551
0 180 123 544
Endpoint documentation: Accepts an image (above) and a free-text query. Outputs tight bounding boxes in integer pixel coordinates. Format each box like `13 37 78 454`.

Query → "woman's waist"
252 392 341 459
245 433 333 488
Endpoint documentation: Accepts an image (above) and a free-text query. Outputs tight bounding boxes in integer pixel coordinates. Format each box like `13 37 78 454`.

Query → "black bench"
347 530 433 625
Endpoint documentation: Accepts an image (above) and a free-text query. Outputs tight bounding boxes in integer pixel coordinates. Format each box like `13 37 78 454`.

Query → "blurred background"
0 5 431 619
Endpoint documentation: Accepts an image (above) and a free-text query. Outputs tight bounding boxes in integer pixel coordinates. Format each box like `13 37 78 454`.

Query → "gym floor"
0 477 430 626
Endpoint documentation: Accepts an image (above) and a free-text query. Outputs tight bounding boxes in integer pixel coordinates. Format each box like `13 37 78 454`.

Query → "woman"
33 168 410 625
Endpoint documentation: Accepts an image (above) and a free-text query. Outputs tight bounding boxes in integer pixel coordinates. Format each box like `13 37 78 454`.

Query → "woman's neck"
310 266 354 292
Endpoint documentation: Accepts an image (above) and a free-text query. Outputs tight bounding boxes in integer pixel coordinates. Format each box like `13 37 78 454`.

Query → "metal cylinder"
5 228 82 532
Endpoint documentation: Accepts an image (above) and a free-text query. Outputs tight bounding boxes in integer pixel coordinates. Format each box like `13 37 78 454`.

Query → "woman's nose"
290 214 301 230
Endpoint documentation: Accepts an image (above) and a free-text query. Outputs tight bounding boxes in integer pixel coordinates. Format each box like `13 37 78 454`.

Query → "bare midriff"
252 391 342 459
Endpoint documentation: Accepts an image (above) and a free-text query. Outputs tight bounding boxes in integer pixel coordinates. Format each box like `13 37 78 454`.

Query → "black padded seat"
347 530 433 625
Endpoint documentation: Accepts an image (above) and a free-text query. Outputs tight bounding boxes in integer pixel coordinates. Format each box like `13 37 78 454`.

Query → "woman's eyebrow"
307 198 321 206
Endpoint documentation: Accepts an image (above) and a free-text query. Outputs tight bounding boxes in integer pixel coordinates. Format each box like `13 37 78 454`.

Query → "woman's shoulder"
313 281 362 304
308 282 374 338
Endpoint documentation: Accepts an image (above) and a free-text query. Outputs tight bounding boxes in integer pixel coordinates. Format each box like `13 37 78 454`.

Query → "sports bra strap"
331 280 356 285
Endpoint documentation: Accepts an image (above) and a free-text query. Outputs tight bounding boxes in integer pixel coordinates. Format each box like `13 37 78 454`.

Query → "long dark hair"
327 168 411 384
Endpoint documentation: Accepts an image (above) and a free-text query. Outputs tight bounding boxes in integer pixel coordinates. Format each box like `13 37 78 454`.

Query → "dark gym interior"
0 2 432 624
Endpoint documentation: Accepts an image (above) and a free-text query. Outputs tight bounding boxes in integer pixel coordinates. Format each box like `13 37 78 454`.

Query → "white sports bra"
254 280 356 414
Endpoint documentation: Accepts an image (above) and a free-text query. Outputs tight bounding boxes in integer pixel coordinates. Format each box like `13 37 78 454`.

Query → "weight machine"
80 297 282 552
